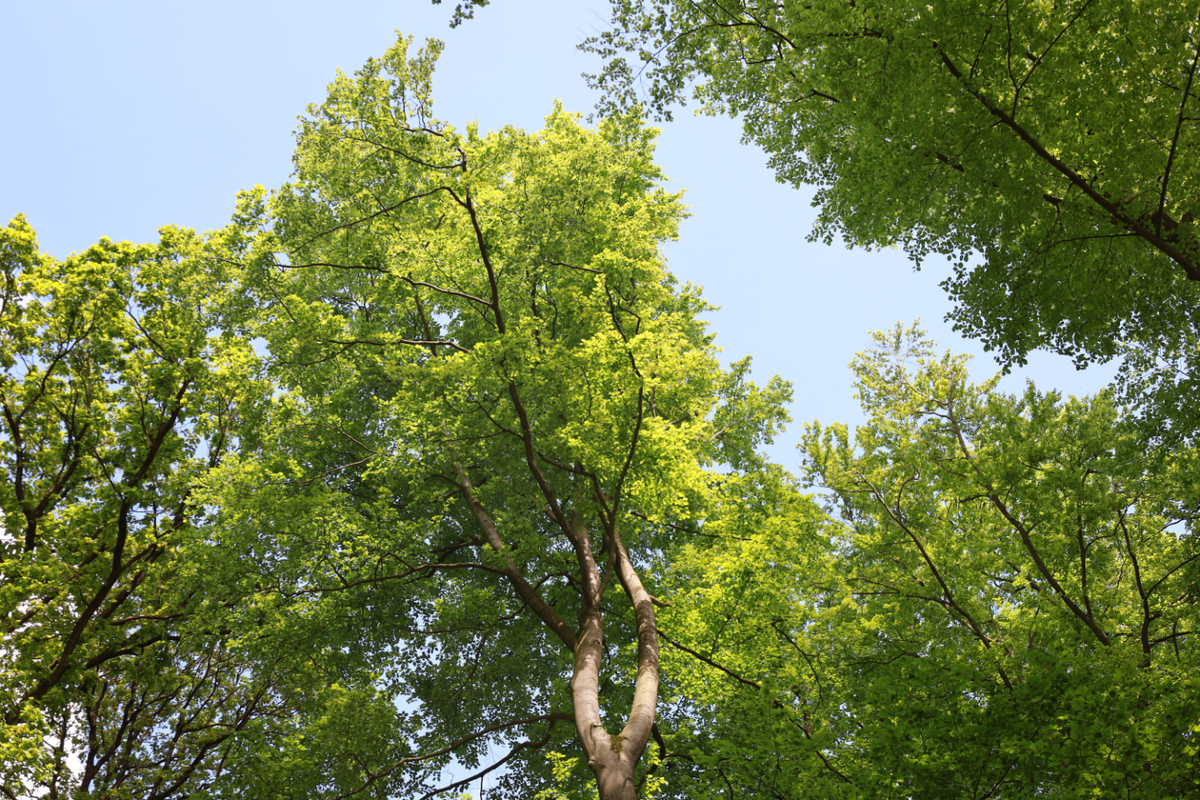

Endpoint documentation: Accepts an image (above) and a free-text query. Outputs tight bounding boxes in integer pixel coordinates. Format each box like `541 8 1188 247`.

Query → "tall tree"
583 0 1200 436
803 326 1200 797
0 216 279 798
648 327 1200 798
205 34 792 799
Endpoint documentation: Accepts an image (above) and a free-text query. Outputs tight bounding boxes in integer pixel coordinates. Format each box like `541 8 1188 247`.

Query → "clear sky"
1 0 1116 470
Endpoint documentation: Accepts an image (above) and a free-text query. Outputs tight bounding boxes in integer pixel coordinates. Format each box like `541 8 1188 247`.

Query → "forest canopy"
584 0 1200 441
4 8 1200 800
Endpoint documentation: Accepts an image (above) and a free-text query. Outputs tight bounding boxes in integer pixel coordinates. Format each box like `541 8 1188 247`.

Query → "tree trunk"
572 529 659 800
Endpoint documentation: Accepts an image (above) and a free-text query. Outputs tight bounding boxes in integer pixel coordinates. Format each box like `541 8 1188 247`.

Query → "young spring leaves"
640 326 1200 798
802 325 1200 797
0 216 272 798
206 34 793 799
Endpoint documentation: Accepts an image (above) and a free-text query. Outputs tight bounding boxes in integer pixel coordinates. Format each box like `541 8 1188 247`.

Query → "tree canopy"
584 0 1200 437
6 14 1200 800
803 326 1200 796
3 36 795 798
646 326 1200 798
0 215 274 797
187 34 792 800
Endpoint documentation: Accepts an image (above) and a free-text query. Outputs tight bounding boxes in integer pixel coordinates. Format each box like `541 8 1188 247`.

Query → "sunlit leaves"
194 32 794 798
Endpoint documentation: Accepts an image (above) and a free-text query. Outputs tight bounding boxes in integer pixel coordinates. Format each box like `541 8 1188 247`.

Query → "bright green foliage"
586 0 1200 436
646 327 1200 798
636 324 1200 798
801 326 1200 797
646 467 855 799
533 748 669 799
0 215 276 798
197 34 792 798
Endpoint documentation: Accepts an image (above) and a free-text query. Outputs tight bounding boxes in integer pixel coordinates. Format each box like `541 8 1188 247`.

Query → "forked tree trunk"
459 463 660 799
571 533 659 800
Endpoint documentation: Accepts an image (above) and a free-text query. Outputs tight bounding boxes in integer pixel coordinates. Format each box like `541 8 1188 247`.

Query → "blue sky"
1 0 1116 469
